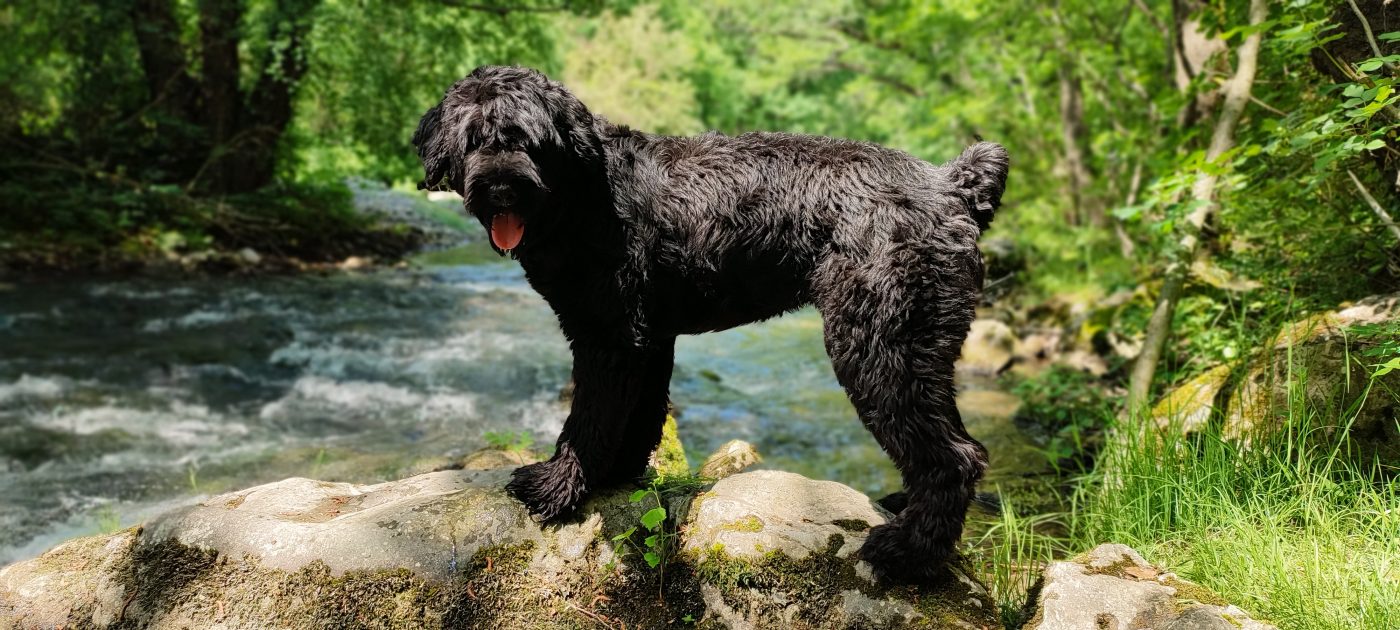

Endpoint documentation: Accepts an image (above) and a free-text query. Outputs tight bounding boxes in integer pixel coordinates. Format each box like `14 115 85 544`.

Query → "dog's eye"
498 125 530 148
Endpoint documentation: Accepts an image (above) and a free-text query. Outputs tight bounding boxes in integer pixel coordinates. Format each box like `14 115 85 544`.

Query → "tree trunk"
1059 62 1101 227
192 0 318 195
1125 0 1269 414
1171 0 1227 129
239 0 318 191
128 0 195 113
1311 0 1400 197
197 0 247 194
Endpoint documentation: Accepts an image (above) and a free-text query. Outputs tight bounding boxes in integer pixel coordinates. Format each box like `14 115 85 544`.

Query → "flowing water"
0 242 1048 565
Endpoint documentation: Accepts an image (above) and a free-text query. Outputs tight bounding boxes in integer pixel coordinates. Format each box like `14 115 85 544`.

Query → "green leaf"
641 507 667 530
1112 204 1144 221
644 534 660 548
1380 31 1400 41
1358 59 1384 72
629 489 648 504
1373 357 1400 378
612 527 636 542
644 551 661 568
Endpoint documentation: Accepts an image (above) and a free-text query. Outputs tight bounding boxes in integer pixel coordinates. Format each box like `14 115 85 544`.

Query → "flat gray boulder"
0 455 996 629
1026 543 1275 630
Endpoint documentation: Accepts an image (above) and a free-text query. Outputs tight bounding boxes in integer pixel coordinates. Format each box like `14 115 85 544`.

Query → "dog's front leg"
506 342 650 521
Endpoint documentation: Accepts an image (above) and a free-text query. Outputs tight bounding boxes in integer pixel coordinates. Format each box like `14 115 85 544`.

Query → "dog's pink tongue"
490 213 525 250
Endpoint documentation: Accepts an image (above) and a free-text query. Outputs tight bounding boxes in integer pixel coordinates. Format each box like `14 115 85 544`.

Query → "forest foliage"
5 3 1400 627
3 0 1400 390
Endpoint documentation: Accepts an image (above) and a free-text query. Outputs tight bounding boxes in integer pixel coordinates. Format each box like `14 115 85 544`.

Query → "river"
0 242 1047 565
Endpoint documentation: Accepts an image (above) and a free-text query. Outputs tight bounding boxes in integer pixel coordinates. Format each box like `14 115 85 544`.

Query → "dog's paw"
859 522 952 583
505 457 587 522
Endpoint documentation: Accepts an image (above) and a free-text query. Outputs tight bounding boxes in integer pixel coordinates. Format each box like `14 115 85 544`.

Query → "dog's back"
604 129 1007 334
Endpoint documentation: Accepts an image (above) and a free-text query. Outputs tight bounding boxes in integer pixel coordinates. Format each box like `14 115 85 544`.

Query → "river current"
0 245 1039 564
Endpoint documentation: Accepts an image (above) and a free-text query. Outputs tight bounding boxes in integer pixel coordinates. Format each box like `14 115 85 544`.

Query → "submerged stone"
958 318 1017 375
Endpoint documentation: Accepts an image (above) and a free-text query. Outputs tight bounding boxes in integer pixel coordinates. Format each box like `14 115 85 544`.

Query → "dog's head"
413 66 603 255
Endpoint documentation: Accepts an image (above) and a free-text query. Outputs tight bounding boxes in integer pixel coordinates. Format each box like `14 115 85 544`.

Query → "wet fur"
414 66 1008 582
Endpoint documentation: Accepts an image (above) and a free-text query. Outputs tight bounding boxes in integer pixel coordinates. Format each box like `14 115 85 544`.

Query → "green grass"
972 370 1399 629
1068 407 1400 629
970 494 1068 627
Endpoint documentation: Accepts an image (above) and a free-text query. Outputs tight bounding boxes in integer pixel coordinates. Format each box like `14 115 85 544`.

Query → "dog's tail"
951 141 1009 232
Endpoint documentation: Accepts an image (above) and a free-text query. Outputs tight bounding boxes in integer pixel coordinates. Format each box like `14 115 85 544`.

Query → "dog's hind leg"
815 247 988 582
601 339 676 486
506 342 661 520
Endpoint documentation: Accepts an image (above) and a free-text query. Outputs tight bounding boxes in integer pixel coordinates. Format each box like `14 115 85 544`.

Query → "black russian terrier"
413 66 1008 582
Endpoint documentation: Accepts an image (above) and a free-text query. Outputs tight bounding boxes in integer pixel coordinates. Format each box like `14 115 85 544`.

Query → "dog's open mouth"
490 212 526 250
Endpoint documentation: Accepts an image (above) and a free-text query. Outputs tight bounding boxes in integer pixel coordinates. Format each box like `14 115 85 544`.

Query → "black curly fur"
414 65 1008 583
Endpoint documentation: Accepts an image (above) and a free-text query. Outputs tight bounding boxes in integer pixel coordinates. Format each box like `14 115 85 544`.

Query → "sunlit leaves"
640 507 666 530
288 0 594 184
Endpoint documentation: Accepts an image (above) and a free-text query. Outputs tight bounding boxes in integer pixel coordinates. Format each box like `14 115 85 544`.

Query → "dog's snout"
488 182 518 207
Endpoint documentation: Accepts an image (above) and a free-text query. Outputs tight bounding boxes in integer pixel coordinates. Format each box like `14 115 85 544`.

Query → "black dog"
414 66 1007 582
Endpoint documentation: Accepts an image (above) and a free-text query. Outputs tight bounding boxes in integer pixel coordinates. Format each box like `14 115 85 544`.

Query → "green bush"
1011 366 1114 472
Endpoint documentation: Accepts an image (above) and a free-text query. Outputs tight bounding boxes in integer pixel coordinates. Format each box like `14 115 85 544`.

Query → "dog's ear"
952 141 1009 232
413 104 452 191
544 89 602 167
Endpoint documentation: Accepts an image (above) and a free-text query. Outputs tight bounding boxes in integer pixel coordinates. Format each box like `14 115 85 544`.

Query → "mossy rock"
1024 543 1275 630
682 470 999 629
1150 364 1234 433
1153 293 1400 469
0 452 996 629
650 414 691 478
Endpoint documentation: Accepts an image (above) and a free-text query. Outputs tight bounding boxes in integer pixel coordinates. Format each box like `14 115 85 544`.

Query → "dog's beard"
490 212 526 250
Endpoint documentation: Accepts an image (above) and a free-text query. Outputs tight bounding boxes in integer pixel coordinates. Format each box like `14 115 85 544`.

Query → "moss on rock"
651 415 691 478
832 519 871 532
686 534 997 629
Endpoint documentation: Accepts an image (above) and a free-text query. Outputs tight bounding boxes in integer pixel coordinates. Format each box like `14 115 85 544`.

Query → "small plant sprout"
610 477 678 597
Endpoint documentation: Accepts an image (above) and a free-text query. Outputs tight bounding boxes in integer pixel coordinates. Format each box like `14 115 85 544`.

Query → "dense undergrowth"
974 348 1400 629
0 176 421 271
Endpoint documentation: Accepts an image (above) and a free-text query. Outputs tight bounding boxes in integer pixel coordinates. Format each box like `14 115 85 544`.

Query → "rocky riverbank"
0 442 1275 629
0 181 468 277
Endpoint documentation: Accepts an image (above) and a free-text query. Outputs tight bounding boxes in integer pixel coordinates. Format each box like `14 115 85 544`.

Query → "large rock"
682 471 997 629
1025 543 1275 630
0 455 995 629
1150 364 1232 433
1225 295 1400 460
1153 293 1400 466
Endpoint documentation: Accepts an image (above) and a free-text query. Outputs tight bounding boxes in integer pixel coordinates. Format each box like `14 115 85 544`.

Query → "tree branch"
1126 0 1268 415
434 0 589 15
1131 0 1170 39
1347 169 1400 244
1346 0 1400 76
